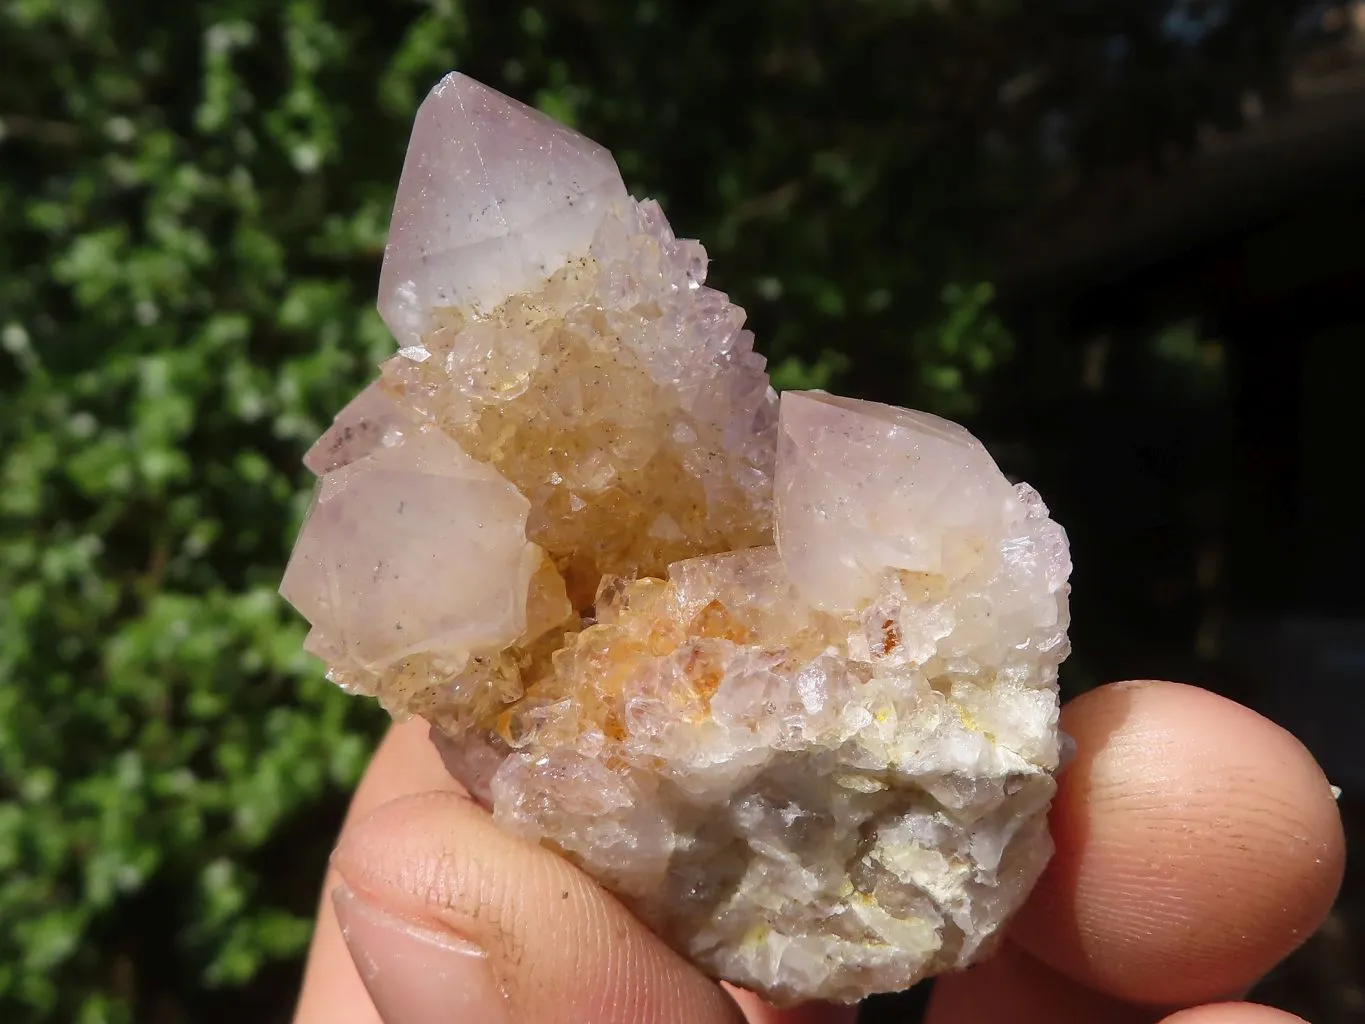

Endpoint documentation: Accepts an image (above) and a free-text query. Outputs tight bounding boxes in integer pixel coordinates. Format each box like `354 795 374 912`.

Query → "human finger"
1009 680 1344 1005
292 718 466 1024
1158 1003 1308 1024
294 721 850 1024
926 941 1158 1024
330 788 852 1024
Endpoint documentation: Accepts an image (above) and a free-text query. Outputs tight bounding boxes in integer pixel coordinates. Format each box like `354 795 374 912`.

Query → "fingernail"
333 883 512 1024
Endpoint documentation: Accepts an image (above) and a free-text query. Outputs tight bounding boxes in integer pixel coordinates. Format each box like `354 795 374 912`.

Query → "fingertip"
332 881 513 1024
723 984 859 1024
1159 1002 1310 1024
294 720 464 1024
926 942 1154 1024
1012 680 1345 1005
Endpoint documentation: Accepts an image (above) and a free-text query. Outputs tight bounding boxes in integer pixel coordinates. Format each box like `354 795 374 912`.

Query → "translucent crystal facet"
378 196 777 609
281 73 1072 1005
378 72 629 344
776 391 1021 613
303 379 419 476
281 425 542 690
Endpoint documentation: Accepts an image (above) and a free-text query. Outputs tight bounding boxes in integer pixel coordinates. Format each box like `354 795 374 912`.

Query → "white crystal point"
281 424 541 675
775 390 1020 613
378 72 629 344
303 380 420 476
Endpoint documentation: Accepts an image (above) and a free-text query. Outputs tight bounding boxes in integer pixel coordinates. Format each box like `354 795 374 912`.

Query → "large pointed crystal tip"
378 72 629 345
775 390 1019 612
280 425 541 675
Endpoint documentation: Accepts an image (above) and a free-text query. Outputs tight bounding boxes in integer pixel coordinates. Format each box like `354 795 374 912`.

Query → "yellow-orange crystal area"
298 197 780 737
381 251 774 608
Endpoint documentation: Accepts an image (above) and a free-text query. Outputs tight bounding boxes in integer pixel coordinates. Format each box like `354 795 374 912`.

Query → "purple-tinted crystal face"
775 391 1019 612
281 426 540 676
378 72 628 345
303 380 418 476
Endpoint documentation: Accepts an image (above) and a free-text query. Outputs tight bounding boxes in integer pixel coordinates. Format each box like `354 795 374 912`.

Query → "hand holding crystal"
292 679 1343 1024
280 73 1344 1023
281 75 1078 1000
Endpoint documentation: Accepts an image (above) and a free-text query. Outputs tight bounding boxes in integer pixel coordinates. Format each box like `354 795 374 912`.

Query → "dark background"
1 1 1360 1021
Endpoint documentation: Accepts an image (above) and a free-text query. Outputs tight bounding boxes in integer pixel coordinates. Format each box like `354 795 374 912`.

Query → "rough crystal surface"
281 72 1072 1004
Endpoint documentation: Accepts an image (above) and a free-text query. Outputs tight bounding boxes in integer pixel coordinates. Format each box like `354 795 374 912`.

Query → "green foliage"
0 0 1315 1020
0 2 399 1019
1148 321 1228 403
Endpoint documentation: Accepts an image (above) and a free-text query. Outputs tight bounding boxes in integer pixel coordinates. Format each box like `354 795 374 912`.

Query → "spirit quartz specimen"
280 72 1072 1005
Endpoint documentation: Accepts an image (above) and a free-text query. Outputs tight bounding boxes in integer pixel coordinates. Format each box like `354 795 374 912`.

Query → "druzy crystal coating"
280 72 1072 1004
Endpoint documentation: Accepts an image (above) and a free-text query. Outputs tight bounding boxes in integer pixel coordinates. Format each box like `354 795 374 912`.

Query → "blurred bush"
0 1 1316 1020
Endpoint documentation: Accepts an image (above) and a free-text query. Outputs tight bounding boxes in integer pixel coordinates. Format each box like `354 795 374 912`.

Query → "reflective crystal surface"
303 380 419 476
281 425 541 690
280 73 1073 1004
776 391 1023 613
378 72 629 344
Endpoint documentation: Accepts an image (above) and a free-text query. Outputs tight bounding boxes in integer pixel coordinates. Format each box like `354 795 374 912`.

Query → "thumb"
331 790 755 1024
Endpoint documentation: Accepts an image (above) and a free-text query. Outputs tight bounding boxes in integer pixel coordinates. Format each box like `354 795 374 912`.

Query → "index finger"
292 719 849 1024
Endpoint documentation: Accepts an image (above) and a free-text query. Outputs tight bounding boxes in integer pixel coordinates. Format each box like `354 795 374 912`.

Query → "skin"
292 681 1345 1024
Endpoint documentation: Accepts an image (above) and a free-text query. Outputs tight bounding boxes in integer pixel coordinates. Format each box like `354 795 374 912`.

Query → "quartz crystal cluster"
281 72 1072 1004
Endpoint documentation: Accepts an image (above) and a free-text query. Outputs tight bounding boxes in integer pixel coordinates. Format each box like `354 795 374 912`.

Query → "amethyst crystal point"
280 73 1073 1004
378 72 629 345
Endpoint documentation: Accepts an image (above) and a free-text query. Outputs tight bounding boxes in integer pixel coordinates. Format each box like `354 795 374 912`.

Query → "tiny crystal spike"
378 72 629 345
303 380 418 476
775 390 1019 612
